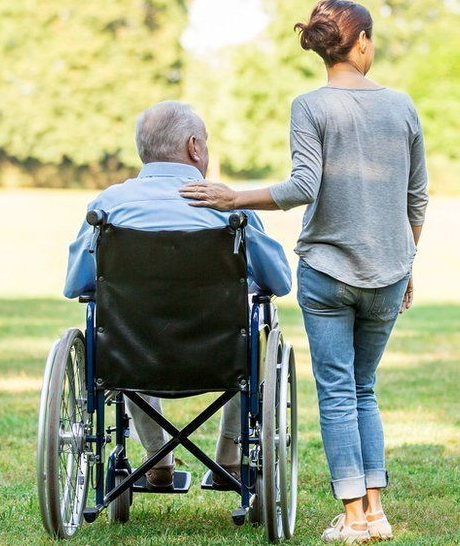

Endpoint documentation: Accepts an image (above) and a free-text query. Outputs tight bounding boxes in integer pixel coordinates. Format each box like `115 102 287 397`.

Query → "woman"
180 0 428 542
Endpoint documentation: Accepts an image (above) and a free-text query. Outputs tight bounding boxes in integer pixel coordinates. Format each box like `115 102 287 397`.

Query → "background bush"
0 0 458 193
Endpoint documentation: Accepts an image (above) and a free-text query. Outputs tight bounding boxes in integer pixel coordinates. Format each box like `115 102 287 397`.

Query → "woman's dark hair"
294 0 373 66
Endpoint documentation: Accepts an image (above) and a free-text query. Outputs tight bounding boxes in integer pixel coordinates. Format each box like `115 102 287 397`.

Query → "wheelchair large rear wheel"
37 329 92 538
261 329 298 541
262 329 283 541
37 338 60 535
278 343 298 538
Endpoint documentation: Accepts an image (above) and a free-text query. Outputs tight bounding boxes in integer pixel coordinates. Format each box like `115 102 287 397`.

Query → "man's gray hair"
135 101 205 164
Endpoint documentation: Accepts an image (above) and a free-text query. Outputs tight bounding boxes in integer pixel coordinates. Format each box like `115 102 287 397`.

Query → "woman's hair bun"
294 18 341 52
294 1 373 66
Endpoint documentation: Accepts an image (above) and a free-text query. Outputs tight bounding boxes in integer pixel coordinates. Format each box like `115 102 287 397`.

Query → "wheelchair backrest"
94 222 249 397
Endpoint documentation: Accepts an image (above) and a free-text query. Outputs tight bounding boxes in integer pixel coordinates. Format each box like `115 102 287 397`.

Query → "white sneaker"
322 513 371 544
366 511 393 540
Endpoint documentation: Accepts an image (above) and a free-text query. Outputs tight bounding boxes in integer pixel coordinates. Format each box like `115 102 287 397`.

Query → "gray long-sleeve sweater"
270 86 429 288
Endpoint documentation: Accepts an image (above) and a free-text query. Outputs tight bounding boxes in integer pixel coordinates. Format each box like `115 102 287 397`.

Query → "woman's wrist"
232 188 279 211
232 190 243 209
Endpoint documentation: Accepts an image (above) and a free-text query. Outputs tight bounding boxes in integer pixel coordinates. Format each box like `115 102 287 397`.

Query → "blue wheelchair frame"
82 290 274 524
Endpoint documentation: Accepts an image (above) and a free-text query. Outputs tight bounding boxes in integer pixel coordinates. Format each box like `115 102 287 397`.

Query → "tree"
0 0 187 186
201 0 322 180
189 0 460 192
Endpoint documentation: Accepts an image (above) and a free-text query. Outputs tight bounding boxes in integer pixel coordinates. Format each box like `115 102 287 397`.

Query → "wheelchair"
37 210 298 541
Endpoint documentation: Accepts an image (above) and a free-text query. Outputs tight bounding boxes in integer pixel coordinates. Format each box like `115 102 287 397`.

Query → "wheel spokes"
38 330 91 539
57 338 89 534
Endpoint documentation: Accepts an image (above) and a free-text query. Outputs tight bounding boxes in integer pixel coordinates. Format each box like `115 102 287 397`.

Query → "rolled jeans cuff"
330 475 367 500
365 469 389 489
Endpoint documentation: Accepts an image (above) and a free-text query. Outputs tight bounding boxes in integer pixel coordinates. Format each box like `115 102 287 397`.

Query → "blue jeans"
298 260 410 499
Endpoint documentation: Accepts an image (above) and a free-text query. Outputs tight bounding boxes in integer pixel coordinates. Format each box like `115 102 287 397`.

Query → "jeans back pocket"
371 274 410 322
297 261 344 311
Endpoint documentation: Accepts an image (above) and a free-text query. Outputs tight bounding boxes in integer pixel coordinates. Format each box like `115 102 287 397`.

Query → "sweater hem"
298 253 415 289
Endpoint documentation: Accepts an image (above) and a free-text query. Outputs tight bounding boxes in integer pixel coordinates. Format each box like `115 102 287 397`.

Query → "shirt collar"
138 162 203 180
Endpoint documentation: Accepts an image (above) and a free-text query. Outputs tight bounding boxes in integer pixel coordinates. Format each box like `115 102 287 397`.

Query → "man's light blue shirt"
64 162 291 299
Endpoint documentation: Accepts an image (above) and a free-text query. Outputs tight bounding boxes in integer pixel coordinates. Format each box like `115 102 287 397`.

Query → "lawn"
1 298 459 545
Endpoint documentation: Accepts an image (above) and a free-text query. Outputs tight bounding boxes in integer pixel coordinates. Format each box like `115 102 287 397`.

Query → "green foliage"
215 1 318 178
1 299 460 544
0 0 187 171
186 0 323 180
369 1 460 190
188 0 460 191
0 0 459 192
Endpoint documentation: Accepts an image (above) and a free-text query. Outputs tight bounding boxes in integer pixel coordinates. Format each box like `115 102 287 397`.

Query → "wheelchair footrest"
132 469 191 494
232 507 247 526
83 507 100 523
201 469 234 491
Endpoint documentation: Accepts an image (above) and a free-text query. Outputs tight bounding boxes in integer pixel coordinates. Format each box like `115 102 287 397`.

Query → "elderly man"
64 101 291 489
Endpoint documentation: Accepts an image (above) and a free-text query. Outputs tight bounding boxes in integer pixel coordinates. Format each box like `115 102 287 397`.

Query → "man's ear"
187 135 200 163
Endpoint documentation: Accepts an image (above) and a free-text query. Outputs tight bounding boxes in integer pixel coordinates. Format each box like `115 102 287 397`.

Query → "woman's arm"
180 98 323 212
400 196 426 314
411 224 422 247
400 111 429 314
179 182 279 211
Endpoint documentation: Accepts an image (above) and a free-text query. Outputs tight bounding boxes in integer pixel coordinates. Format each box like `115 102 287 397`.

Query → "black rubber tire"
108 474 131 524
249 472 264 525
37 338 59 536
41 329 90 539
262 329 283 542
278 343 298 539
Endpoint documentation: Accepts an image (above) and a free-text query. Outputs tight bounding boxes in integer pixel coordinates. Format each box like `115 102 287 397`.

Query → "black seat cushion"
95 224 249 397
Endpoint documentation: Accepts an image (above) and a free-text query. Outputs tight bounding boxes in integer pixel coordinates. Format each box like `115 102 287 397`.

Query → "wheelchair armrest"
252 290 273 304
78 293 95 303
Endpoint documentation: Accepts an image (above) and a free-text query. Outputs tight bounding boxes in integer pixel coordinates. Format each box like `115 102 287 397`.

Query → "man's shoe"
212 464 241 487
145 465 175 489
366 511 393 540
144 455 175 490
322 513 370 544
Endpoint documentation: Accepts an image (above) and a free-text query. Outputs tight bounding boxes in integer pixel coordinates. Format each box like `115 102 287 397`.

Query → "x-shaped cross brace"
103 389 242 507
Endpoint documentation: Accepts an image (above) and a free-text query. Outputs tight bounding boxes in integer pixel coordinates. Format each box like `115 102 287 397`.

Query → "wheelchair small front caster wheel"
108 474 131 523
232 507 247 526
249 474 264 526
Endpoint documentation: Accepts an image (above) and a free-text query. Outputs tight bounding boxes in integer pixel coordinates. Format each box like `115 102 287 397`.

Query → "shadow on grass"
379 355 460 420
383 442 460 542
0 299 459 544
388 303 460 353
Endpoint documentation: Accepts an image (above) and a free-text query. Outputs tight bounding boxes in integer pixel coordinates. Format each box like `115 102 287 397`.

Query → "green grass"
0 299 460 545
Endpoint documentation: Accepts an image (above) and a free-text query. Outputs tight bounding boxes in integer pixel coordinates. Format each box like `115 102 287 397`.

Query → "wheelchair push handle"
228 212 247 231
228 212 247 254
87 209 108 227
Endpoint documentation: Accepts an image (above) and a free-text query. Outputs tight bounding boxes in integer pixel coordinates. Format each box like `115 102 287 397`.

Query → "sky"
182 0 269 54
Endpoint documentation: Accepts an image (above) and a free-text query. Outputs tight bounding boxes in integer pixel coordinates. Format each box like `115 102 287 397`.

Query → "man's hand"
179 181 237 211
400 275 414 313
